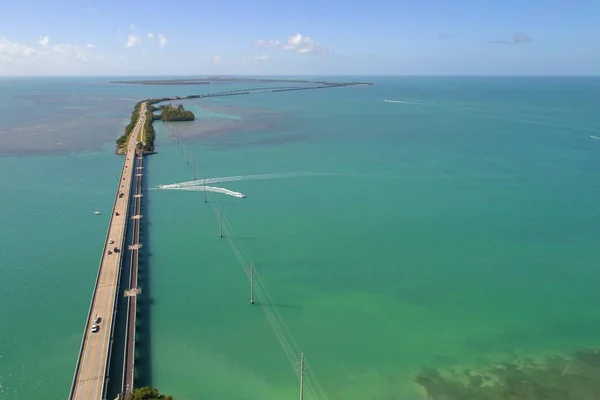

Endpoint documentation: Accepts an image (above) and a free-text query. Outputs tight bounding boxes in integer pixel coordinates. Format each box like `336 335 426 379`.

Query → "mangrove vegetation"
115 101 144 154
115 98 194 154
126 386 174 400
155 104 195 122
142 105 156 152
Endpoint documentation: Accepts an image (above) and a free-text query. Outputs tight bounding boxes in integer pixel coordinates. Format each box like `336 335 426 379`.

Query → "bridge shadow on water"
106 156 136 399
106 236 131 398
135 154 153 388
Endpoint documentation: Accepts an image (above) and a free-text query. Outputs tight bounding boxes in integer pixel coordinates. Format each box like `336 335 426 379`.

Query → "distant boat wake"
384 99 425 105
157 172 313 199
591 135 600 140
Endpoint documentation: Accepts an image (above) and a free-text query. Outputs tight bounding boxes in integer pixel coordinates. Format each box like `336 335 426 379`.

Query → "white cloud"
157 33 167 47
254 39 280 47
283 33 326 54
126 34 140 47
50 43 99 62
126 24 141 47
0 36 102 74
241 54 273 65
213 55 221 64
255 33 329 55
0 36 39 61
86 44 94 48
147 32 154 40
38 36 50 47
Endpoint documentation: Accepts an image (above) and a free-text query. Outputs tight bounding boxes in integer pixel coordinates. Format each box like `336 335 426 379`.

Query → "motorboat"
94 211 101 215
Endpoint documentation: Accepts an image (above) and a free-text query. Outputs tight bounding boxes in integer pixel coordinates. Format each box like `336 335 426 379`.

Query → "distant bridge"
164 82 372 101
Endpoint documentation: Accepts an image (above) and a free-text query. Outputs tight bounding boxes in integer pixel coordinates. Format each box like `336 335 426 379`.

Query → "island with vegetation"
116 100 144 154
126 386 174 400
155 104 195 122
115 99 196 154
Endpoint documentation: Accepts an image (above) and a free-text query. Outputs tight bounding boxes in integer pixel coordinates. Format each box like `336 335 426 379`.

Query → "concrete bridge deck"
69 103 147 400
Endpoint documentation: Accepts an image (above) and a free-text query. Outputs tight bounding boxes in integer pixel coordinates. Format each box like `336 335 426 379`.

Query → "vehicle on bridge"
90 324 99 333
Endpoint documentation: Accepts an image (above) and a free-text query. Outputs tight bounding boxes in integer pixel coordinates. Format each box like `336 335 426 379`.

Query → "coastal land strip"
110 77 374 86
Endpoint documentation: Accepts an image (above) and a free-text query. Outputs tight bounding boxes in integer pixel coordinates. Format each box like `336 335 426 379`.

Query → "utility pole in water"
204 179 207 203
219 209 222 238
192 160 196 181
250 262 254 304
298 353 307 400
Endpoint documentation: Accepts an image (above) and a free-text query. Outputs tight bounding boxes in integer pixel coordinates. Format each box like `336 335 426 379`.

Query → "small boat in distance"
94 211 101 215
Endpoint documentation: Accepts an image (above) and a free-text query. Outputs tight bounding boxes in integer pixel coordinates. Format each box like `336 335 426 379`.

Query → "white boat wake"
162 185 246 198
384 99 425 105
158 172 310 189
591 135 600 140
157 172 316 198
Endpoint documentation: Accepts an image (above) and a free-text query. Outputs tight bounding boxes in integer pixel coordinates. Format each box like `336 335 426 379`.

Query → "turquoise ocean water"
0 77 599 399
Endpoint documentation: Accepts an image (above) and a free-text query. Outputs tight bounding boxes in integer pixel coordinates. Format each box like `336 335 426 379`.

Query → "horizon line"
1 74 599 78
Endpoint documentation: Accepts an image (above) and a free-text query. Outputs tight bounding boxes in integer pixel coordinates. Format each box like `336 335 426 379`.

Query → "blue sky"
0 0 599 75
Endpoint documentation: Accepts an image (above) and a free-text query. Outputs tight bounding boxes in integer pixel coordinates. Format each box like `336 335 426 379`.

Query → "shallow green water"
0 77 599 399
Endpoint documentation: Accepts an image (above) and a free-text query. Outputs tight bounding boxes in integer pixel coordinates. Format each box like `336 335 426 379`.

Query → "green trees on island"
140 102 194 152
157 104 195 121
115 101 144 153
143 107 156 152
126 386 174 400
115 98 195 154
